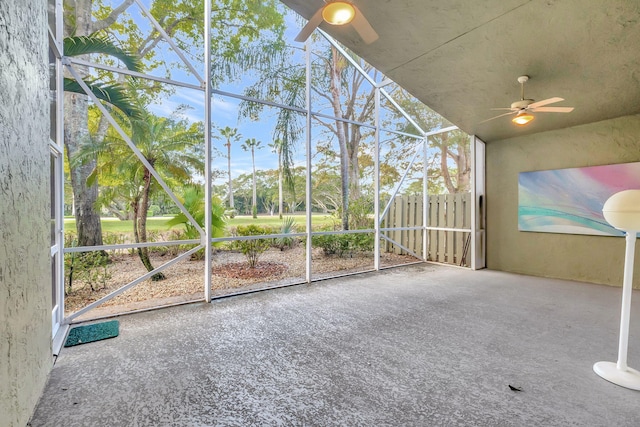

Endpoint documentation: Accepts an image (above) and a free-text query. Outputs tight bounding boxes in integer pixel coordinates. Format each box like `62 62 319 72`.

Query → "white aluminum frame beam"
68 57 203 91
50 0 66 341
305 39 313 283
374 86 381 270
204 0 213 301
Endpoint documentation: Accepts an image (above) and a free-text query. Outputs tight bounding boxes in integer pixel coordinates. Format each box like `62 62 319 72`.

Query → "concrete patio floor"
30 263 640 426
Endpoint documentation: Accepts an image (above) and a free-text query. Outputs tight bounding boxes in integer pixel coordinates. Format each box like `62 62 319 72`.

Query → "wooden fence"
382 193 471 267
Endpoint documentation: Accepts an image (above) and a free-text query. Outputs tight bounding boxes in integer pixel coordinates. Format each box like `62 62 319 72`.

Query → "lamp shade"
602 190 640 231
512 111 534 125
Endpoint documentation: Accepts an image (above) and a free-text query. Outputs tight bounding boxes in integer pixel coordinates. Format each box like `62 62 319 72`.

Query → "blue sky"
138 4 306 182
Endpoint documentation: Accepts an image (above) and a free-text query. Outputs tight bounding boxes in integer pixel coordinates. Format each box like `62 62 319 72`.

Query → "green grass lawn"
227 214 334 229
64 214 335 234
64 217 176 234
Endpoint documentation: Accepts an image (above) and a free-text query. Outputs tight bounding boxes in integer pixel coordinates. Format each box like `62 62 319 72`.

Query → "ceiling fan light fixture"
322 2 356 25
512 111 534 126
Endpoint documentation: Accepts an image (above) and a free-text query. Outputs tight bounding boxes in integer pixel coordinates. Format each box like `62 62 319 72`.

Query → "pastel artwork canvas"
518 162 640 236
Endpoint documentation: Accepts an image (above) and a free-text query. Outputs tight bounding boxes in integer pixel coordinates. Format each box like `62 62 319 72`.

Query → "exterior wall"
486 114 640 287
0 0 52 426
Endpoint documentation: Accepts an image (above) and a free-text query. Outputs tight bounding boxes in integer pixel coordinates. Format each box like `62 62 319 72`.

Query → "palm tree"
167 184 226 259
269 139 287 219
79 111 203 280
271 119 301 218
63 33 141 248
217 126 241 211
131 115 203 279
241 138 262 218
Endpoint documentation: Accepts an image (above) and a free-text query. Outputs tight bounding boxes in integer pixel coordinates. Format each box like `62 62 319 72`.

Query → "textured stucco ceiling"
280 0 640 142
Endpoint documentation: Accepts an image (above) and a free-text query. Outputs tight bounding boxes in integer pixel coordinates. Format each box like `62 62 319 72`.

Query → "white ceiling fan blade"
528 97 564 109
530 106 574 113
490 107 517 111
294 9 324 43
352 9 379 44
479 111 516 124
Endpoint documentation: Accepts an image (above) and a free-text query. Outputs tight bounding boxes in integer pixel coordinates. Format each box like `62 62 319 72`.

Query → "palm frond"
64 78 143 120
64 33 141 72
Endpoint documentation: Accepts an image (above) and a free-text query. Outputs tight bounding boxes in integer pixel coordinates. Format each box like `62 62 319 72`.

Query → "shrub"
146 230 168 255
64 233 112 294
312 234 349 256
102 231 126 255
148 204 161 217
232 224 271 268
348 196 375 229
167 185 226 259
311 232 374 257
327 196 375 230
349 232 374 252
275 216 297 250
165 229 196 258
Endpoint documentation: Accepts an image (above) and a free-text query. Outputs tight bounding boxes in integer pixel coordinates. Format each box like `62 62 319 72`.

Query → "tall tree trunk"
226 142 234 209
137 167 165 281
64 93 105 247
278 155 283 219
347 126 361 200
456 140 471 192
251 148 257 218
131 197 140 243
439 134 456 194
329 48 349 230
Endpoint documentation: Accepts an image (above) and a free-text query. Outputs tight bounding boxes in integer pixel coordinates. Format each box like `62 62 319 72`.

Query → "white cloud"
174 89 205 108
149 88 242 124
147 98 204 123
148 98 179 117
211 97 239 121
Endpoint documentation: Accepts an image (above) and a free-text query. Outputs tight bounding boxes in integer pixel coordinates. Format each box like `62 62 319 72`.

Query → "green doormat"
64 320 119 347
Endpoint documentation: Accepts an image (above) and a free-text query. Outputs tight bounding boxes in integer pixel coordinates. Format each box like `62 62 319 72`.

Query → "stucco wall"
486 114 640 287
0 0 52 426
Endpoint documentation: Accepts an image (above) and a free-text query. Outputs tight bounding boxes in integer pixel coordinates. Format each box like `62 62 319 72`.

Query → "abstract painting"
518 162 640 236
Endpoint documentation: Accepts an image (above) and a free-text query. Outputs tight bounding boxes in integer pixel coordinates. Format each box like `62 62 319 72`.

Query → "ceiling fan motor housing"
511 99 534 110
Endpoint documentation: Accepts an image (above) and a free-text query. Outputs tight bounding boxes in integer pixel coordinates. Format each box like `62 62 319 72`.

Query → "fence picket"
381 193 471 267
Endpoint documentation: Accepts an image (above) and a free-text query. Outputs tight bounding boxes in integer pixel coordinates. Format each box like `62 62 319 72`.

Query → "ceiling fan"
482 75 574 126
294 1 379 45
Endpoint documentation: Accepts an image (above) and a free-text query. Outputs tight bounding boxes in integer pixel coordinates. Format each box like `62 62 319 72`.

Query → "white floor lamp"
594 189 640 390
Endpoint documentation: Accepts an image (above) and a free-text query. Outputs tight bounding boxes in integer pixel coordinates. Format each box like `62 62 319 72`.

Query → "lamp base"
593 361 640 390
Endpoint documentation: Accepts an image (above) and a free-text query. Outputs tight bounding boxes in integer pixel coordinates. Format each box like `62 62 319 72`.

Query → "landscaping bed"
66 246 418 321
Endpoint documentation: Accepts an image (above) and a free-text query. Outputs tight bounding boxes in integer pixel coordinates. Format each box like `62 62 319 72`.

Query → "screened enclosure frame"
48 0 484 333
